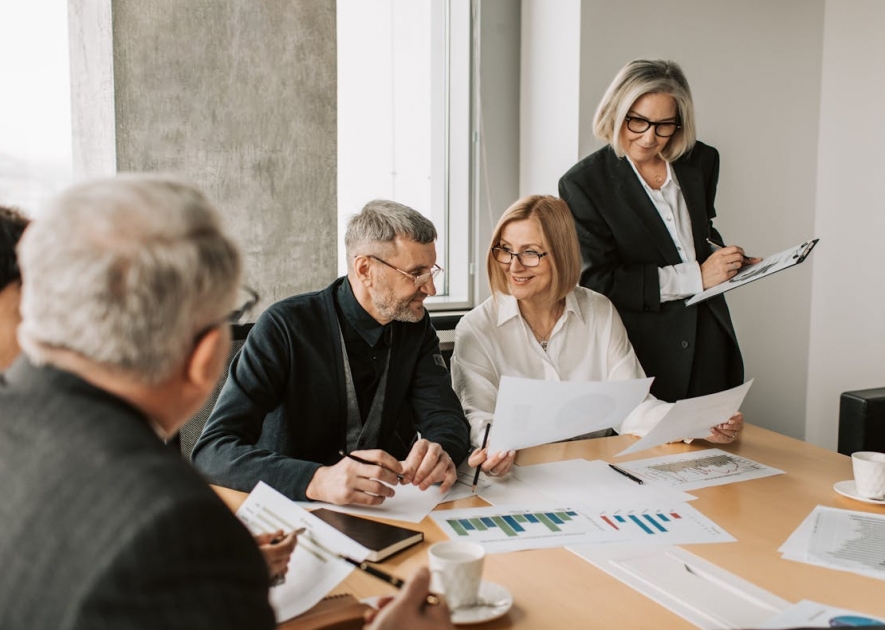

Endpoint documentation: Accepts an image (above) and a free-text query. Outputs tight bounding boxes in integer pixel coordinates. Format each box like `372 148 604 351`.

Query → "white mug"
428 541 485 609
852 451 885 500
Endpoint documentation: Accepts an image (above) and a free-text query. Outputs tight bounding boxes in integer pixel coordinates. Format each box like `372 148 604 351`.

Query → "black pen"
608 463 644 485
304 532 440 606
472 423 492 493
339 449 404 481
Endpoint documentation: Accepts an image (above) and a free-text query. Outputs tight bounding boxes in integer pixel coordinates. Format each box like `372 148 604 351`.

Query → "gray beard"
373 291 424 323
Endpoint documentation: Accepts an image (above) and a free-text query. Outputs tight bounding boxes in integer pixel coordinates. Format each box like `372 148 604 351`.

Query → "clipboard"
685 238 818 306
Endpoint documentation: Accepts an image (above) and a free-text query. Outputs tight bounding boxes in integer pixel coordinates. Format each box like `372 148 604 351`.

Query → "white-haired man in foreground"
0 175 451 630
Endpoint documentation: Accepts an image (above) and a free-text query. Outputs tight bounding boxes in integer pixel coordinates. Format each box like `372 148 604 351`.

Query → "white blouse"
450 287 672 447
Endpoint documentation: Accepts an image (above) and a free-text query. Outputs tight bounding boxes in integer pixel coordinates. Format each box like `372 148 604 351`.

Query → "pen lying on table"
302 531 440 605
608 463 644 485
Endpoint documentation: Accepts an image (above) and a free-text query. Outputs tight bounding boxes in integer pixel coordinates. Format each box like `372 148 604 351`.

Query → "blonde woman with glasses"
451 195 743 479
560 59 759 405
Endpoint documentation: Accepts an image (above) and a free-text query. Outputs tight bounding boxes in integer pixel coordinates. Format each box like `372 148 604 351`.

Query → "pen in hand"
338 449 404 481
707 237 752 263
608 463 644 485
472 423 492 493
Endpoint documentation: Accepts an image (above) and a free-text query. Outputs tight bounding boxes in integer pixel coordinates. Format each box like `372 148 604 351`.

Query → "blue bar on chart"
446 510 579 538
599 512 681 534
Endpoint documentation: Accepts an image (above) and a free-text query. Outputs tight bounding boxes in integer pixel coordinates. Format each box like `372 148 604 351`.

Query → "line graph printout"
619 449 783 491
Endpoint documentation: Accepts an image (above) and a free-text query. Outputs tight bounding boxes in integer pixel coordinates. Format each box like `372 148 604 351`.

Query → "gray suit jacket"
0 359 274 630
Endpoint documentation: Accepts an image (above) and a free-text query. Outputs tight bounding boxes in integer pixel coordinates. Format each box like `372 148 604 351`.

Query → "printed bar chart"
447 510 579 538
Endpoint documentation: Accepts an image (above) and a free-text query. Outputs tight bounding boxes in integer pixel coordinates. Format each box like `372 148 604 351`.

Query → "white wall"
805 0 885 448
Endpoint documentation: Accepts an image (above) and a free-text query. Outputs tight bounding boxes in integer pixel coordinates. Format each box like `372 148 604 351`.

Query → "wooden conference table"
214 425 885 628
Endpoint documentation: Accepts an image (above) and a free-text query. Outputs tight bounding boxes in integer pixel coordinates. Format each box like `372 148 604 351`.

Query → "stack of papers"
779 505 885 581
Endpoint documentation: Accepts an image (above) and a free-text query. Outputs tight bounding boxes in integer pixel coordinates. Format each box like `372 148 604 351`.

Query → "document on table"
616 380 753 456
685 238 818 306
617 448 783 491
477 459 696 507
313 481 452 523
434 500 733 554
488 375 653 453
757 600 885 629
779 505 885 581
569 545 788 630
237 482 370 622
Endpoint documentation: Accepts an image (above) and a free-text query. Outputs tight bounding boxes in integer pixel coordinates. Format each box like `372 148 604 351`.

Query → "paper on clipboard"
686 238 818 306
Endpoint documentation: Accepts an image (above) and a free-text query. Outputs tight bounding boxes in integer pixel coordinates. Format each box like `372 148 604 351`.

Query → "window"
337 0 472 309
0 0 72 217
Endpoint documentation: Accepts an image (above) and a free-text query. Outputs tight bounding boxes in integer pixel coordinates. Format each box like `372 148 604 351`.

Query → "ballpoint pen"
608 463 644 485
472 423 492 493
339 449 405 481
707 237 752 263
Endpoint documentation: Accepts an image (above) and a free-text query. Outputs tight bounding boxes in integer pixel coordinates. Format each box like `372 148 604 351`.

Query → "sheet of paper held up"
488 375 653 453
237 482 370 622
568 545 788 629
616 380 753 456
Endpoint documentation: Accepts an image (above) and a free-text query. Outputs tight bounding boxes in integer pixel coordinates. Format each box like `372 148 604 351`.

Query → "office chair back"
431 313 463 370
176 323 253 459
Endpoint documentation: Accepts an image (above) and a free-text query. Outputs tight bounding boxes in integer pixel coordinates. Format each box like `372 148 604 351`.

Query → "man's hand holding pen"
702 238 762 289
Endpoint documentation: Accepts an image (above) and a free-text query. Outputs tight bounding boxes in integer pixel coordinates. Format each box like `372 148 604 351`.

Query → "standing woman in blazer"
559 59 759 403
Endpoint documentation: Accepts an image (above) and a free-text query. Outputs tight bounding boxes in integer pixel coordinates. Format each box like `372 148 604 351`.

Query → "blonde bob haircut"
487 195 581 303
593 59 697 162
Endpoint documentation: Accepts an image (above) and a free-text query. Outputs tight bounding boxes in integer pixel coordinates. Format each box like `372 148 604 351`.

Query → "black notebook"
311 509 424 562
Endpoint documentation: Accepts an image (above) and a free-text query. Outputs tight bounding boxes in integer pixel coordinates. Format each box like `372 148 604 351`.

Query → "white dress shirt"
626 157 704 301
450 288 672 448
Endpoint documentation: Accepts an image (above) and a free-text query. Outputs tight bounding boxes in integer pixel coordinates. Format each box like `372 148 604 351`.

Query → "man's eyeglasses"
492 247 549 268
193 286 259 345
624 116 681 138
368 255 443 288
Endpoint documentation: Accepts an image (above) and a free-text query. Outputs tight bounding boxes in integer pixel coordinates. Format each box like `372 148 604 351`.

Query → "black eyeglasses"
624 116 681 138
367 255 443 288
193 285 259 345
492 247 549 268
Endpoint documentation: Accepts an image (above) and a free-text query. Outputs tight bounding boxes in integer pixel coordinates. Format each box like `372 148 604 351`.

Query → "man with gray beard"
193 200 470 505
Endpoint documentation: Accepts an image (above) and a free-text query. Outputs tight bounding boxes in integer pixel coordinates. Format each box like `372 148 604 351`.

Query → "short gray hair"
17 174 242 383
593 59 697 162
344 199 436 270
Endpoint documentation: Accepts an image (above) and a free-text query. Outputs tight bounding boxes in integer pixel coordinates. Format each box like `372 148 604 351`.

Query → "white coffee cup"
852 451 885 500
428 541 485 610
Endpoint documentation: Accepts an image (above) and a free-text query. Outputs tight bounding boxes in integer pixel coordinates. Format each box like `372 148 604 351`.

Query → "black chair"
431 312 465 370
838 387 885 455
171 323 253 459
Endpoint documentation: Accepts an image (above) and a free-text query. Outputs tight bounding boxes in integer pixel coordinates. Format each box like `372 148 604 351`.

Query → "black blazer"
0 360 274 630
559 142 742 401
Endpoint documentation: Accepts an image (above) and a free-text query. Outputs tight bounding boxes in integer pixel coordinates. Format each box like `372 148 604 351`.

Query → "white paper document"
314 480 451 523
569 545 788 629
780 505 885 581
618 448 784 491
430 503 622 553
686 239 817 306
477 459 696 507
617 380 753 456
758 600 885 629
488 375 653 453
237 482 370 621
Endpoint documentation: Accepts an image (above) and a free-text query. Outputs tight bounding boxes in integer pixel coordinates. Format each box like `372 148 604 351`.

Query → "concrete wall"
805 0 885 448
69 0 338 311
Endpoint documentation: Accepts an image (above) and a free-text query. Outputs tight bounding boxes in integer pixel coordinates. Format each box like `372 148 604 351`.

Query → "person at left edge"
192 199 471 506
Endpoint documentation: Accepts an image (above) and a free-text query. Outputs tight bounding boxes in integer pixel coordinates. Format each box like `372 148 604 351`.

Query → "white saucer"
450 581 513 625
834 480 885 505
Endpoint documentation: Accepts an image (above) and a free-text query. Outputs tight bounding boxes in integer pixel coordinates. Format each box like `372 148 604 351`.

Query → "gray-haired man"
0 175 275 629
193 199 471 505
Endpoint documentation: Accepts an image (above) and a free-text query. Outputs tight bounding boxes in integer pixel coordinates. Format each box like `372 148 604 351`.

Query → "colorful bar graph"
445 510 589 538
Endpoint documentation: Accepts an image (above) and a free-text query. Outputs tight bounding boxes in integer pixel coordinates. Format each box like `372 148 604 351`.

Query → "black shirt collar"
337 277 390 348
